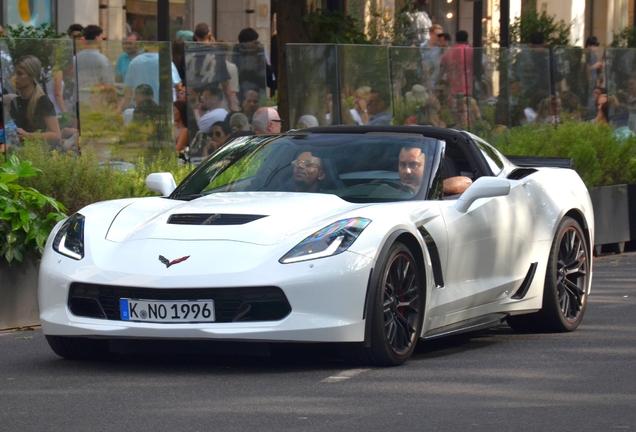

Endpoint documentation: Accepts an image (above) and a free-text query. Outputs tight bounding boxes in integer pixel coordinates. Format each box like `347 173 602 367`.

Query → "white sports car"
39 126 594 366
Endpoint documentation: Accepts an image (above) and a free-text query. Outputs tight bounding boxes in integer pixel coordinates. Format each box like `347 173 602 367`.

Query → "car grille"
167 213 267 225
68 283 291 322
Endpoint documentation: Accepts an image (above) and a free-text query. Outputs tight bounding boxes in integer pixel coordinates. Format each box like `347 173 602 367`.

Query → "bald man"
252 107 282 134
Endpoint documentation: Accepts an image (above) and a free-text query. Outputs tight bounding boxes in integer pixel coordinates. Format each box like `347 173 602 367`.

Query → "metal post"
331 45 342 125
72 39 82 155
500 0 510 48
473 0 483 48
472 0 483 106
157 0 170 41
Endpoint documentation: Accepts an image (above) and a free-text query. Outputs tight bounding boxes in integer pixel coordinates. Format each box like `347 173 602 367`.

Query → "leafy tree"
611 26 636 48
303 9 369 44
0 22 65 40
391 1 418 47
365 1 396 45
510 3 572 46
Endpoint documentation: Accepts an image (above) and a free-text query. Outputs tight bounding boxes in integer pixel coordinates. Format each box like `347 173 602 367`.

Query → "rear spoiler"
506 155 573 169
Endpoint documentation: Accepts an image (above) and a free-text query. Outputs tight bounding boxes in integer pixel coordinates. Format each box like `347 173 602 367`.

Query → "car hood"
105 192 369 245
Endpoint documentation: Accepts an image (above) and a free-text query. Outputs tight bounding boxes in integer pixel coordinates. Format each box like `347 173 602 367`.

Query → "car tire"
45 335 111 360
507 216 589 333
343 242 424 366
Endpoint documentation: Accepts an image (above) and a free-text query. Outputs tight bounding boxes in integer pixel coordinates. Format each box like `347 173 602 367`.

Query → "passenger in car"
291 151 326 192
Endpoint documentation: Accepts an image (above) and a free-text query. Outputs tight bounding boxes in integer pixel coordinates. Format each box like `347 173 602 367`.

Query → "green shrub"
611 26 636 48
13 139 194 214
0 155 66 265
488 122 636 188
509 3 572 46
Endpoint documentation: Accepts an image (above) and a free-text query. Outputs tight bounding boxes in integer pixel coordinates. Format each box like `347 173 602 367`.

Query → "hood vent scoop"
168 214 267 226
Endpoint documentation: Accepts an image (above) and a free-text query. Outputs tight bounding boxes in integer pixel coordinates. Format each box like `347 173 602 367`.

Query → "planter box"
0 261 40 330
590 184 630 254
628 184 636 241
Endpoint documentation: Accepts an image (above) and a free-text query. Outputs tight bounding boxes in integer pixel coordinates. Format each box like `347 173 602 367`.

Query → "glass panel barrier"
390 45 445 127
184 41 266 163
337 44 391 127
551 46 588 122
605 48 635 131
286 44 391 129
286 44 336 129
471 47 501 134
76 39 175 164
389 46 501 134
5 39 636 166
506 47 553 128
1 38 75 158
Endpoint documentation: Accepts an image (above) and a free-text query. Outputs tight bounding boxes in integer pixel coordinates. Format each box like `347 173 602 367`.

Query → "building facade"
1 0 635 47
1 0 273 49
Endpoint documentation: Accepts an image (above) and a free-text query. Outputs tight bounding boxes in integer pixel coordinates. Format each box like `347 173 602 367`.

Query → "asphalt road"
1 253 635 432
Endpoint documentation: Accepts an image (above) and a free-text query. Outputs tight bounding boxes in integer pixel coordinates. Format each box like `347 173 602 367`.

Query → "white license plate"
120 299 215 323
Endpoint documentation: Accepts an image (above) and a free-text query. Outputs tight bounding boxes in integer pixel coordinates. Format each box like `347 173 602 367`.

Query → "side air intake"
168 214 267 225
511 262 538 299
507 168 537 180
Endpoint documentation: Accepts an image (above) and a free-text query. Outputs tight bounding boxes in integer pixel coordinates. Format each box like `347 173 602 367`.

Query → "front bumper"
39 239 374 343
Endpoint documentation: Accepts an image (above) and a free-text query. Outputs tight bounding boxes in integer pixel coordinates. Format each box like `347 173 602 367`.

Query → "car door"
429 139 538 327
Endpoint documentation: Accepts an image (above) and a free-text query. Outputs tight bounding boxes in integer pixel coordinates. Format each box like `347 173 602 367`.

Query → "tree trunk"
276 0 312 130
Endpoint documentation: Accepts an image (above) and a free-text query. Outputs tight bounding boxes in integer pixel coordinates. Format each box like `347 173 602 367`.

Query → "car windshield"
172 133 442 203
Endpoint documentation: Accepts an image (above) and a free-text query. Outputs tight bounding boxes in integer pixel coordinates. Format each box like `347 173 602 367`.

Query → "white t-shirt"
197 107 229 133
350 109 363 125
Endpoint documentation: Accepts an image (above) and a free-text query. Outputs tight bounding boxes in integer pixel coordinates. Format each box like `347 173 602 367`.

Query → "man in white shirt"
405 0 433 47
76 25 114 91
197 86 228 133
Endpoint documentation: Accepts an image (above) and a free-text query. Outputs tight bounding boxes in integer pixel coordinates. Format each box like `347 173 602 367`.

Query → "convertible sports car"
39 126 594 366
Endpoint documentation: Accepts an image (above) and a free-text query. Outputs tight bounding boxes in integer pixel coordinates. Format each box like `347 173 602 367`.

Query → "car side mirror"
146 172 177 196
453 177 510 213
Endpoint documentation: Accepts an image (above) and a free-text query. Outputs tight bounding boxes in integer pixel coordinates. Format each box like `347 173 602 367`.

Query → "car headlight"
279 218 371 264
52 213 85 260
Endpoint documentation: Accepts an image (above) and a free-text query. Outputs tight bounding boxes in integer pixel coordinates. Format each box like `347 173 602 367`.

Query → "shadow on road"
40 325 519 372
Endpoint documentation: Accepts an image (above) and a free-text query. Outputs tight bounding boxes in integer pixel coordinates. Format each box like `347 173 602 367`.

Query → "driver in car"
399 146 473 196
398 146 426 194
291 151 326 192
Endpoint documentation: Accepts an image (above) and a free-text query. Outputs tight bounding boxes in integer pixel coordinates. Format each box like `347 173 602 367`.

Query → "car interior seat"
442 156 461 179
320 158 346 191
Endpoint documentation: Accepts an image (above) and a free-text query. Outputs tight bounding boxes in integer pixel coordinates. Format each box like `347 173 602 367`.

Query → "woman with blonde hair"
417 97 446 128
9 55 61 145
351 86 371 125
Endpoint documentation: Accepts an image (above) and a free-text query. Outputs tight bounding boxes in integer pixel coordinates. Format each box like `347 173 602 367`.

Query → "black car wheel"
508 216 589 332
542 217 589 331
366 242 424 366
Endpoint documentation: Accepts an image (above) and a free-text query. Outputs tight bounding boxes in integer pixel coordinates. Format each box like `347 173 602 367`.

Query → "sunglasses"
291 159 320 169
212 131 224 137
271 119 283 124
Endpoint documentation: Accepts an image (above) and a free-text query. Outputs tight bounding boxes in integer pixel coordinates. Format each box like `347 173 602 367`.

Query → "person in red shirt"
439 30 473 98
